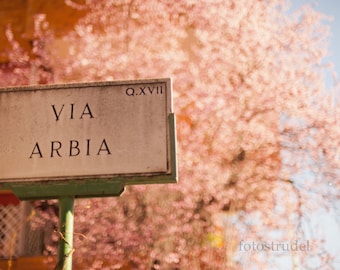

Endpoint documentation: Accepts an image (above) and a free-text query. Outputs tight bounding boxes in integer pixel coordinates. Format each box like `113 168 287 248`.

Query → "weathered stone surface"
0 78 173 182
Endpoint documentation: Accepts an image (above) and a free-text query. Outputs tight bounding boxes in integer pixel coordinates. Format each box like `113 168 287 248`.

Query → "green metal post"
57 197 75 270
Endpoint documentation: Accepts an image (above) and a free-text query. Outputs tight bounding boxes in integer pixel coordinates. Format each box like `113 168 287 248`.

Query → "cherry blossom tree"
1 0 339 269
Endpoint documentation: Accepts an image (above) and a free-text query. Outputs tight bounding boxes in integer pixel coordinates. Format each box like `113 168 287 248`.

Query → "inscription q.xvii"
125 85 163 96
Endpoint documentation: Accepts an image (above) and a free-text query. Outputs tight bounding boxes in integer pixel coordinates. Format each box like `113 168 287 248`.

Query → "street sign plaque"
0 78 177 199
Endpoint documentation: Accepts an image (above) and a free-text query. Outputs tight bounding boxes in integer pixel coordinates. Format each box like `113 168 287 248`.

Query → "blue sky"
288 1 340 268
290 0 340 88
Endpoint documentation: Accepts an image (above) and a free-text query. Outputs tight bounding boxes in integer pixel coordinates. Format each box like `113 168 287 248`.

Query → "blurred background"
0 0 339 269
